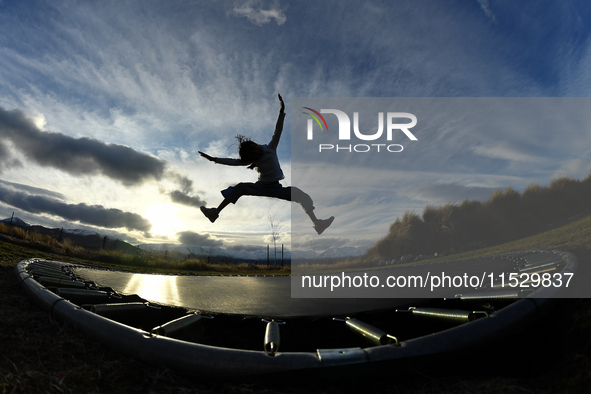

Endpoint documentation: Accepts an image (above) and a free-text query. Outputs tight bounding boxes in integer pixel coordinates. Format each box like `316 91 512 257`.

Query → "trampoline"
14 249 577 378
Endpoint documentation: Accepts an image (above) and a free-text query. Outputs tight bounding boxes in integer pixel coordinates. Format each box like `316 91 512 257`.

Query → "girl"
198 94 334 235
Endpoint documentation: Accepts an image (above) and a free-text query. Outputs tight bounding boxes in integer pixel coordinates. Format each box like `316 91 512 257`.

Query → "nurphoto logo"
303 107 418 153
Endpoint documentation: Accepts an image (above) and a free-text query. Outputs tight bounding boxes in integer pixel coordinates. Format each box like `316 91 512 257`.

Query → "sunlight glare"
145 204 185 237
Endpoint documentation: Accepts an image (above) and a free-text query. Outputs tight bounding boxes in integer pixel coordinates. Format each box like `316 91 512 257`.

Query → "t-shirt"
215 111 286 183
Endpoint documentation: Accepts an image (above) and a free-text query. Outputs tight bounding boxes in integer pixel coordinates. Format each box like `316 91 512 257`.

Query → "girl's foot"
314 216 334 235
200 206 219 223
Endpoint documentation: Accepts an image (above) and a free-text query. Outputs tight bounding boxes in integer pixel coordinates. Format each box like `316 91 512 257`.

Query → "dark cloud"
0 107 165 186
0 183 151 233
0 140 22 172
169 190 207 208
0 179 66 200
0 107 208 207
166 172 207 207
176 230 223 246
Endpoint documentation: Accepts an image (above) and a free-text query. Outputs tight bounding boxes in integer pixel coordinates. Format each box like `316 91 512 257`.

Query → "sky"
1 0 591 256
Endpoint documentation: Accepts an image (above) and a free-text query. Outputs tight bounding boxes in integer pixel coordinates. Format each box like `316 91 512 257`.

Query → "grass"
296 211 591 275
422 212 591 265
0 225 290 276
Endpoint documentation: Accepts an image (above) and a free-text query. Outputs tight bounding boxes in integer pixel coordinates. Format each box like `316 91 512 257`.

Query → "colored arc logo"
302 107 328 131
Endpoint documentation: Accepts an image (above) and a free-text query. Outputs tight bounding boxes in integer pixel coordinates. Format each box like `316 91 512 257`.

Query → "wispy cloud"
232 0 287 26
472 143 543 163
476 0 496 23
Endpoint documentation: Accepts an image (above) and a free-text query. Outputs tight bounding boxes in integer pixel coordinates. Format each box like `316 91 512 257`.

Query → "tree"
268 211 283 266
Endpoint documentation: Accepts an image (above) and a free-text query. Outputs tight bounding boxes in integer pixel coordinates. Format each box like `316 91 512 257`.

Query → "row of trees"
366 175 591 261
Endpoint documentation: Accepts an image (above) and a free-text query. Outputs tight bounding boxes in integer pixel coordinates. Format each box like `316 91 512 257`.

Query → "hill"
0 217 137 254
367 175 591 262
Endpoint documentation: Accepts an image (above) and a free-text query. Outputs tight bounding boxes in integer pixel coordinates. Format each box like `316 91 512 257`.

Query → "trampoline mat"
73 256 519 317
74 267 422 317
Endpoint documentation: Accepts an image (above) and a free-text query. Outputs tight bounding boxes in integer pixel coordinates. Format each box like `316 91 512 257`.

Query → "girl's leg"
200 197 233 223
202 182 334 233
288 187 334 234
216 197 232 213
200 183 258 223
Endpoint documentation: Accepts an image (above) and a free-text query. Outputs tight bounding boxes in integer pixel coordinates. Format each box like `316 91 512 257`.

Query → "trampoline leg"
263 319 285 356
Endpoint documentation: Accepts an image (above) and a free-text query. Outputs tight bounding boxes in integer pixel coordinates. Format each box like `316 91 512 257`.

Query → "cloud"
232 0 286 26
165 172 207 207
0 179 66 200
0 141 22 172
176 230 223 246
0 107 208 208
169 190 207 208
0 107 166 186
400 183 498 204
476 0 496 23
0 182 152 233
472 143 543 163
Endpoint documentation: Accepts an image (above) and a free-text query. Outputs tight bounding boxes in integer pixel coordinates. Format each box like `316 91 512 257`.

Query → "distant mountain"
0 217 30 228
1 216 366 262
139 242 367 262
318 246 367 259
0 216 136 253
139 243 291 264
290 246 368 261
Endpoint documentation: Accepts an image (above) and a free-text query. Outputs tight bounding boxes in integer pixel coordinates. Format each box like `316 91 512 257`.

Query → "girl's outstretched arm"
278 93 285 113
269 94 286 150
198 151 248 166
198 151 215 162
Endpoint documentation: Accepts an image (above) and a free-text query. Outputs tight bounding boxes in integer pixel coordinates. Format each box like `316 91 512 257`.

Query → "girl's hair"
236 134 251 145
236 134 261 162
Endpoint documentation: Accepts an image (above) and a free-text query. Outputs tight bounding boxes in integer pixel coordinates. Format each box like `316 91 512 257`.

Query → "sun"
144 204 185 237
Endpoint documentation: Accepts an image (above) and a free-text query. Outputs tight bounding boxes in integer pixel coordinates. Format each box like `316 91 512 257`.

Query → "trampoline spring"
28 267 71 278
56 288 111 304
262 319 285 356
447 289 529 301
334 317 398 347
36 276 86 289
490 277 541 289
401 307 488 323
151 313 212 337
518 263 559 274
521 255 559 266
28 261 64 270
29 269 73 280
109 292 123 300
90 302 154 317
